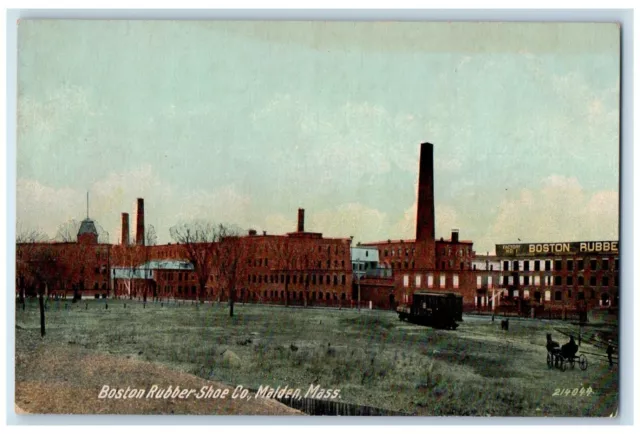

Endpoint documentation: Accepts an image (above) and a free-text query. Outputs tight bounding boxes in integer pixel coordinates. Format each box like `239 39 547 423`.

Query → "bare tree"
17 233 65 337
16 229 49 307
169 221 220 303
212 224 246 317
145 224 158 246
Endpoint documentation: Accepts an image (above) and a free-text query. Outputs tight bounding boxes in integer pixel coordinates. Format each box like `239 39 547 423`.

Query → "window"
590 276 597 286
602 259 609 270
476 275 482 289
513 261 519 271
567 276 573 285
554 260 562 270
603 276 609 286
333 275 338 285
524 276 530 285
513 289 519 298
578 276 584 286
440 275 446 288
524 261 530 271
523 290 530 299
503 261 509 271
508 276 514 285
534 276 541 286
545 290 551 301
590 259 597 270
554 276 562 286
578 260 584 271
555 291 562 301
293 275 297 284
568 290 572 298
453 274 459 289
614 258 619 270
403 275 409 287
534 260 541 271
415 275 422 287
578 292 585 300
545 260 551 271
427 274 434 288
567 260 574 271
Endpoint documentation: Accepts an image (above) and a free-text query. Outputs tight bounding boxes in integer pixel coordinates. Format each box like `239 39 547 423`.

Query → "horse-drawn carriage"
546 334 588 371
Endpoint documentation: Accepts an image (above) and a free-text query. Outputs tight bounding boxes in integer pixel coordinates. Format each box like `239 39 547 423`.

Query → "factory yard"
15 299 618 416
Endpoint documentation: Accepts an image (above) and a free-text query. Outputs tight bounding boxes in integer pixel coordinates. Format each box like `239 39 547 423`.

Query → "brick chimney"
121 212 130 245
297 208 305 232
136 198 145 246
452 229 459 243
415 142 435 242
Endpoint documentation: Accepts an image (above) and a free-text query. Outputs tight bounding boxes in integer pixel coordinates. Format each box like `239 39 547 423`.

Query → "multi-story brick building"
16 217 112 299
493 241 619 315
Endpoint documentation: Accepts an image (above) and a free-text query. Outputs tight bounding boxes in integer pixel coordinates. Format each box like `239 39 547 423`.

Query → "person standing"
607 340 615 367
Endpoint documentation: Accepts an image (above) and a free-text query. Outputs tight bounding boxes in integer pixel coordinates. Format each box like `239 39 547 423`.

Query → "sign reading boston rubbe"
495 241 619 257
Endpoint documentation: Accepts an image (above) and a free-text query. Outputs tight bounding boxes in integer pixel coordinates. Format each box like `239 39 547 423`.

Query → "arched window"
555 291 562 301
318 292 323 300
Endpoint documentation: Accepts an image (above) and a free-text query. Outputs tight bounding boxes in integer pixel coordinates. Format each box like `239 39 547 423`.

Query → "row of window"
260 290 347 301
438 247 472 258
498 288 614 304
503 258 619 272
403 274 460 289
385 247 416 257
248 273 347 286
499 274 619 287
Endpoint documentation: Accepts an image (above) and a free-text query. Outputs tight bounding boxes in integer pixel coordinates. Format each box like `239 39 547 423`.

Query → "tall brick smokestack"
121 212 130 245
416 142 435 242
136 198 145 246
297 208 305 232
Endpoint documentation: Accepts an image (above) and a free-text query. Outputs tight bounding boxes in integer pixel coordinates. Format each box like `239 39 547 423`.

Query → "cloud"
471 175 618 253
308 203 388 241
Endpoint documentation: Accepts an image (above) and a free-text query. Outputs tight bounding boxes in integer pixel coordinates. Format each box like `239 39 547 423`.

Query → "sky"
16 21 620 254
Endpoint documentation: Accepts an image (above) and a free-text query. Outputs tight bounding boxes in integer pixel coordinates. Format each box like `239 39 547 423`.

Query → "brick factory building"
480 241 620 318
16 216 111 300
16 142 619 318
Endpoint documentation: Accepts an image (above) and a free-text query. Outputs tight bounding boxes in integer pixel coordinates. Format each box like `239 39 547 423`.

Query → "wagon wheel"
579 354 588 371
547 352 553 368
569 357 576 370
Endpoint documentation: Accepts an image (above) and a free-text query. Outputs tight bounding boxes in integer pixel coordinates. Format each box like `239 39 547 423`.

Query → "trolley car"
397 291 462 330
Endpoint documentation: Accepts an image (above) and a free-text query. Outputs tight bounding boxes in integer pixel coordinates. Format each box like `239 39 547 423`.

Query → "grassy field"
15 298 618 416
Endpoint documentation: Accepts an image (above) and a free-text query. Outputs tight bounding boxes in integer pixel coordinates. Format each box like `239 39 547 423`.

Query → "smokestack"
121 213 130 245
297 208 305 232
416 142 435 242
452 229 459 243
136 198 145 246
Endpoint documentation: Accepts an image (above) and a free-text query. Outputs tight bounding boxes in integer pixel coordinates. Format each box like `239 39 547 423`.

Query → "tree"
169 221 220 303
16 229 49 306
145 225 158 246
16 230 65 337
212 224 247 317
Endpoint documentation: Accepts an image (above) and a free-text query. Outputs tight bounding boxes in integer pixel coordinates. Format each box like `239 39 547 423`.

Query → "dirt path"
15 343 302 415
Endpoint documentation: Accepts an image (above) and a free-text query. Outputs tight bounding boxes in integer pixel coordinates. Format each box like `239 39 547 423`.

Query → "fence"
246 389 411 416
